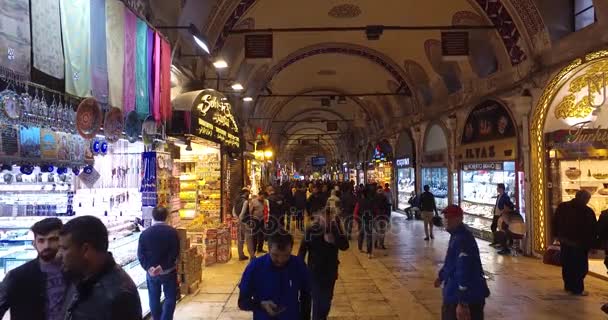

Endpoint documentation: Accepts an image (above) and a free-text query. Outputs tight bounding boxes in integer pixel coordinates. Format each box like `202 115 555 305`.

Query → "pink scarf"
122 8 137 114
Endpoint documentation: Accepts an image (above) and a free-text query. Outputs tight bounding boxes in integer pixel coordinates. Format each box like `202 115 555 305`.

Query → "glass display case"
366 162 393 186
460 161 516 234
421 167 448 210
396 167 415 211
559 160 608 218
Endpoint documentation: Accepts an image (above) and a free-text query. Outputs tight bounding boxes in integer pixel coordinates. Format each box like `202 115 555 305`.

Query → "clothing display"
160 39 172 120
152 33 161 121
60 0 91 97
31 0 64 79
105 0 125 108
90 0 109 104
0 0 31 78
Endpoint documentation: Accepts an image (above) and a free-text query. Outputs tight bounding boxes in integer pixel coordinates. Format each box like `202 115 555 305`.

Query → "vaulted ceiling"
152 0 565 164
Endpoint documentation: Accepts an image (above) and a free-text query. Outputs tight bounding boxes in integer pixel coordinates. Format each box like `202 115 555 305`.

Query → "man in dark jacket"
60 216 142 320
307 186 327 216
238 232 311 320
553 190 597 296
137 207 180 320
0 218 66 320
435 205 488 320
294 186 308 231
420 185 438 240
340 185 357 240
267 186 287 235
233 188 253 260
354 187 376 258
299 207 349 320
374 187 391 250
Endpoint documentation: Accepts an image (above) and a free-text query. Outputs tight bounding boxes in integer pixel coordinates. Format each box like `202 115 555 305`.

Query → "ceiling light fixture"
231 83 244 91
156 24 211 55
213 59 228 69
243 96 253 102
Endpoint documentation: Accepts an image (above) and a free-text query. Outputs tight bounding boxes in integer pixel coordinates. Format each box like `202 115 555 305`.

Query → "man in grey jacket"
233 188 253 260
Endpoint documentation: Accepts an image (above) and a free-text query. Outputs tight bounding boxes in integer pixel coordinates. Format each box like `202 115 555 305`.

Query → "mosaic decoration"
530 49 608 254
473 0 527 65
328 4 362 18
265 45 412 96
553 60 608 119
213 0 256 53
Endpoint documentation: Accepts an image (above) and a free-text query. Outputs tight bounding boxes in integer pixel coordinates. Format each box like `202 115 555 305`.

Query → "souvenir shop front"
0 0 178 315
457 100 521 241
531 50 608 275
421 123 450 210
366 141 393 186
394 130 416 211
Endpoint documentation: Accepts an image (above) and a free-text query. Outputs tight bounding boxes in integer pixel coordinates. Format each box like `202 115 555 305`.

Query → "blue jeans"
311 279 336 320
147 271 178 320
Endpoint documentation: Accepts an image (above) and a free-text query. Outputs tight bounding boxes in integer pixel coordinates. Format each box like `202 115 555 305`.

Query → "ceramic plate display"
125 111 141 143
104 107 124 143
2 92 21 120
141 115 157 145
76 98 102 139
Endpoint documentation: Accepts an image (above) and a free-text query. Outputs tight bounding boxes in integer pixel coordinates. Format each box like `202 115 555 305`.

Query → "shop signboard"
462 162 503 171
191 89 241 153
396 158 411 168
458 100 517 161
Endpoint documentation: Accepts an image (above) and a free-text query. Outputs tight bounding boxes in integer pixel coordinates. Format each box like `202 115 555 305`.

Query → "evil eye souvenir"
1 164 12 172
100 141 108 154
41 165 54 173
83 165 93 174
91 140 101 154
57 167 67 174
72 167 81 176
20 165 34 175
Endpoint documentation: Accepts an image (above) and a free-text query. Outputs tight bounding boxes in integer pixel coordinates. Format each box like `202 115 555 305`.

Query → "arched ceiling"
166 0 556 163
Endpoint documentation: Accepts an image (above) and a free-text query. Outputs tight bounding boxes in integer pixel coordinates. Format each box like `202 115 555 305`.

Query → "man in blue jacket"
434 205 488 320
238 231 312 320
137 207 180 320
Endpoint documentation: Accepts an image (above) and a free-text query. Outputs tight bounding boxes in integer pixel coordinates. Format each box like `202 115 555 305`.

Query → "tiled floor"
173 215 608 319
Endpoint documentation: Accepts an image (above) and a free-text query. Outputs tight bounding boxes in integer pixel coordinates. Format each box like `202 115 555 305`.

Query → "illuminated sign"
191 89 241 152
396 158 410 167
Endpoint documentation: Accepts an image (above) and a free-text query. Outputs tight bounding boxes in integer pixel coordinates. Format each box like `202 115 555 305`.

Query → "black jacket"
553 199 598 249
340 191 356 215
267 193 286 218
307 193 326 215
64 254 142 320
0 258 64 320
298 219 349 285
138 222 180 272
294 190 307 210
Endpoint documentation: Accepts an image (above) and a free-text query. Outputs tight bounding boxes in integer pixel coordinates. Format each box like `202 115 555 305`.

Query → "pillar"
445 115 457 205
412 125 423 194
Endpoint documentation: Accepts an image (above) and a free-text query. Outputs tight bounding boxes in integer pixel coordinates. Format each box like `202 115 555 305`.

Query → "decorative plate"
2 92 21 120
125 111 141 143
76 98 102 139
104 107 124 143
141 115 157 145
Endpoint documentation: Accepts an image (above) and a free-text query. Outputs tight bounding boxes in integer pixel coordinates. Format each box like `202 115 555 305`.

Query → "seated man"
496 203 525 255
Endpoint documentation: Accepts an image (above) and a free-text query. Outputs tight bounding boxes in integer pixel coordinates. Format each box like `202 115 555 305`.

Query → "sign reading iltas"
191 89 241 152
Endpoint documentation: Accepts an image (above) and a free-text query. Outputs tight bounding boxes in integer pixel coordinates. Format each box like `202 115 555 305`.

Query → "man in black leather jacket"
59 216 142 320
0 218 66 320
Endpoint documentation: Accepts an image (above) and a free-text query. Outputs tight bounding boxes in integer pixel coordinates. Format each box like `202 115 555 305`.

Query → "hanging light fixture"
243 96 253 102
213 58 228 69
231 83 244 91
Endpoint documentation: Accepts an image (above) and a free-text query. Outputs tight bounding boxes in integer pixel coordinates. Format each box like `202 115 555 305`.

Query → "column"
445 115 457 206
412 125 423 194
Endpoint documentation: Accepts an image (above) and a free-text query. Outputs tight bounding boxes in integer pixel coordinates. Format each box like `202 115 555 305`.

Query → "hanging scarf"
61 0 92 97
152 32 161 122
105 0 125 109
122 8 137 114
90 0 109 104
0 0 31 79
146 27 154 119
135 18 149 119
31 0 63 79
159 39 172 121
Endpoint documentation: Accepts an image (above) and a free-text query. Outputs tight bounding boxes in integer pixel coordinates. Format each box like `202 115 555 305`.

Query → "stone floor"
173 215 608 319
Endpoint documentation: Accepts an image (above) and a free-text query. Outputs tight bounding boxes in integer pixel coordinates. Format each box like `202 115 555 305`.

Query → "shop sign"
396 158 411 168
462 100 516 144
458 139 516 161
462 162 503 171
565 121 608 145
191 89 241 152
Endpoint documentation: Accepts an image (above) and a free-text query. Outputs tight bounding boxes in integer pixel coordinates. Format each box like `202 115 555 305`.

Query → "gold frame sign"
191 89 241 152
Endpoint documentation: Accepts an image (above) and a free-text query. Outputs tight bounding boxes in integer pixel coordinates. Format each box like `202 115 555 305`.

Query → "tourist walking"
383 183 393 213
60 216 142 320
233 188 254 260
299 207 349 320
553 190 597 296
250 191 268 254
354 187 376 258
137 207 180 320
374 186 390 250
340 185 357 240
326 189 341 216
238 232 311 320
434 205 489 320
420 185 439 240
0 218 66 320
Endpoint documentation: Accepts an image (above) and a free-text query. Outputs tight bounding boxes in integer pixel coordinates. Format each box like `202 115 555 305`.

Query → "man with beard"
60 216 142 320
0 218 66 320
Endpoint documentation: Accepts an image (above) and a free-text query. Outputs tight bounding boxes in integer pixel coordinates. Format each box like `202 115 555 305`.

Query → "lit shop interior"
420 124 450 210
394 130 416 211
533 54 608 276
366 143 393 186
457 100 522 241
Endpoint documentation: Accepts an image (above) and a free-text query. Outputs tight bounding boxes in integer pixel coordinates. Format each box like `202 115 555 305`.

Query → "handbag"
432 212 443 227
543 242 561 266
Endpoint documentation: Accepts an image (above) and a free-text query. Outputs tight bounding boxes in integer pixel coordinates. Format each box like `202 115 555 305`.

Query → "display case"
396 167 415 211
366 162 393 185
460 162 516 234
559 160 608 217
421 167 448 210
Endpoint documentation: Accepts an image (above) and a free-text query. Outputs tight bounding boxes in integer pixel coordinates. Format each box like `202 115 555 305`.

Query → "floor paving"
173 214 608 319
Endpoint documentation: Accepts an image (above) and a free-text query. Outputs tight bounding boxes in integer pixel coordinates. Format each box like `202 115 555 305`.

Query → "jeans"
442 303 485 320
295 209 305 231
147 271 178 320
561 243 589 294
490 215 500 243
238 222 255 258
311 279 336 320
343 215 354 239
358 219 373 254
375 218 389 248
